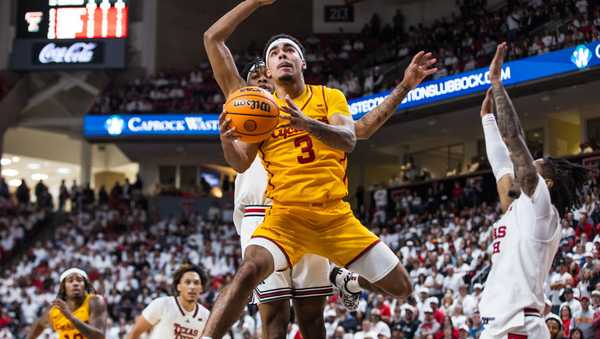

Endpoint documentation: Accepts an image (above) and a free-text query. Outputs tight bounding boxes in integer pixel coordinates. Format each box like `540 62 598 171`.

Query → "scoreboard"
10 0 128 70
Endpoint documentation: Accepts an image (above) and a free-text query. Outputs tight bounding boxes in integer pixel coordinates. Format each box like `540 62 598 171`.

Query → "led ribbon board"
84 114 221 138
349 41 600 118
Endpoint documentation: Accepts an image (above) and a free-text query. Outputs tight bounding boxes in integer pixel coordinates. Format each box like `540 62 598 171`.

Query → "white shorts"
240 205 334 304
480 314 549 339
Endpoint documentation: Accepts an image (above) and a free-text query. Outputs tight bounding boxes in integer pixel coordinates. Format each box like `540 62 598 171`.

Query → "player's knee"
237 259 269 286
381 268 412 299
262 308 288 339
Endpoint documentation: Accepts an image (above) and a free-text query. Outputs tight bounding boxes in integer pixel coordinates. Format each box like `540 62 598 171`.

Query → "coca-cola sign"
38 42 97 64
11 39 124 70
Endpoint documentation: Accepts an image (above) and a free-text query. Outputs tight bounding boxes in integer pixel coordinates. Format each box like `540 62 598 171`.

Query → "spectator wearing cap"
546 313 563 339
325 308 339 338
416 305 440 337
427 297 445 325
561 305 574 338
573 295 595 337
416 287 430 312
563 288 583 315
372 311 391 339
472 283 483 303
393 304 420 338
591 290 600 311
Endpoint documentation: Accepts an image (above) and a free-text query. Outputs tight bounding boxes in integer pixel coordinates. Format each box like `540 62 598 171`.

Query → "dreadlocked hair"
57 277 95 300
544 157 588 218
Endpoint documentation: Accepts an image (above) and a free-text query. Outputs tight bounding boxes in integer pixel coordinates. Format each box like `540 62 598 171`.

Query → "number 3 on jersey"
295 135 316 164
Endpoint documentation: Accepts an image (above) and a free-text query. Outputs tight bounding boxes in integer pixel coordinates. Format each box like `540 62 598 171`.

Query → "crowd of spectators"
90 0 600 115
0 153 598 338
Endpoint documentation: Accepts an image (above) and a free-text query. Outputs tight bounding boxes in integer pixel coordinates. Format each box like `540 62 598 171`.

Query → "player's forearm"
221 139 253 173
306 119 356 152
26 324 44 339
203 0 261 43
355 82 411 140
66 315 105 339
491 82 538 196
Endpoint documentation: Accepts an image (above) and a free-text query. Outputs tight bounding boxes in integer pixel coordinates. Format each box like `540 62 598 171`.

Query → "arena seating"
1 152 599 338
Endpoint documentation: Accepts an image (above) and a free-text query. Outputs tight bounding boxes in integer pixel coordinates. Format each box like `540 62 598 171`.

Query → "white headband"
60 268 88 283
265 38 305 66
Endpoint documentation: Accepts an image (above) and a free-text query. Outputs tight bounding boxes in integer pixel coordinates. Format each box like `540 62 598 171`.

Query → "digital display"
17 0 128 40
84 114 222 138
349 41 600 118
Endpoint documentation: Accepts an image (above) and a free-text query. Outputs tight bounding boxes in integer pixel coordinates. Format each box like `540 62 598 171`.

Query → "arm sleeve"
482 114 514 182
141 298 163 326
325 87 352 119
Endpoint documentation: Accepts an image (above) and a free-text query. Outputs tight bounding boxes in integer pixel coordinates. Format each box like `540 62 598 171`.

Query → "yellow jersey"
259 85 351 204
49 294 91 339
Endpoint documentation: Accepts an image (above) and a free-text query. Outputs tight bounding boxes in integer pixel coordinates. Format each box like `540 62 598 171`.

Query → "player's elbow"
354 122 371 140
341 132 357 152
203 30 215 45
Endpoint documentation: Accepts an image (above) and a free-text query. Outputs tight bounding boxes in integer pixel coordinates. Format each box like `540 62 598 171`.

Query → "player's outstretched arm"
281 95 356 152
219 114 259 172
355 51 437 140
481 88 515 212
26 309 50 339
489 42 538 197
203 0 276 97
51 296 107 339
126 315 154 339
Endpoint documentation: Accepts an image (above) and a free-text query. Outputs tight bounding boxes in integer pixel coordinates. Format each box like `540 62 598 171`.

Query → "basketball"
223 86 280 143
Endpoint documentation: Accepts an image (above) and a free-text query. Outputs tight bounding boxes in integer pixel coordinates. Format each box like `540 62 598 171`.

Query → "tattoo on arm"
307 117 356 152
356 84 411 139
70 297 107 339
492 83 538 196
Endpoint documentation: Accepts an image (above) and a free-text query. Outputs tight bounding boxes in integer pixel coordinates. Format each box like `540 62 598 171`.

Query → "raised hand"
480 88 494 117
401 51 438 90
489 42 508 84
280 96 311 131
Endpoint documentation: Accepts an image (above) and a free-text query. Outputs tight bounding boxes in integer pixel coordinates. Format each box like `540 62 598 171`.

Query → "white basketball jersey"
480 179 560 335
233 156 271 234
141 296 210 339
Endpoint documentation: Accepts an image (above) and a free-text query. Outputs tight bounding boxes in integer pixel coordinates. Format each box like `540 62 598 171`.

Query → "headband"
265 38 305 66
60 268 88 283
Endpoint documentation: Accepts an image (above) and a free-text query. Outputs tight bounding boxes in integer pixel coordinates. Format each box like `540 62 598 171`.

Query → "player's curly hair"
542 157 588 218
241 57 266 81
172 264 209 295
263 33 306 59
57 276 95 300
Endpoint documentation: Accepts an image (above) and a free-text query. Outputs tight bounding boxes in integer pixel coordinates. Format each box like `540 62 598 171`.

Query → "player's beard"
278 74 294 83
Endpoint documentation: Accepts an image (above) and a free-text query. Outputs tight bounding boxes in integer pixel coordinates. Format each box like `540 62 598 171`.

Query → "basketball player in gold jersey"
201 1 437 338
27 268 107 339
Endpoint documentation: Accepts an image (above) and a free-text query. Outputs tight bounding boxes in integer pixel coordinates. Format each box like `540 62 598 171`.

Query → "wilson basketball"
223 86 279 143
